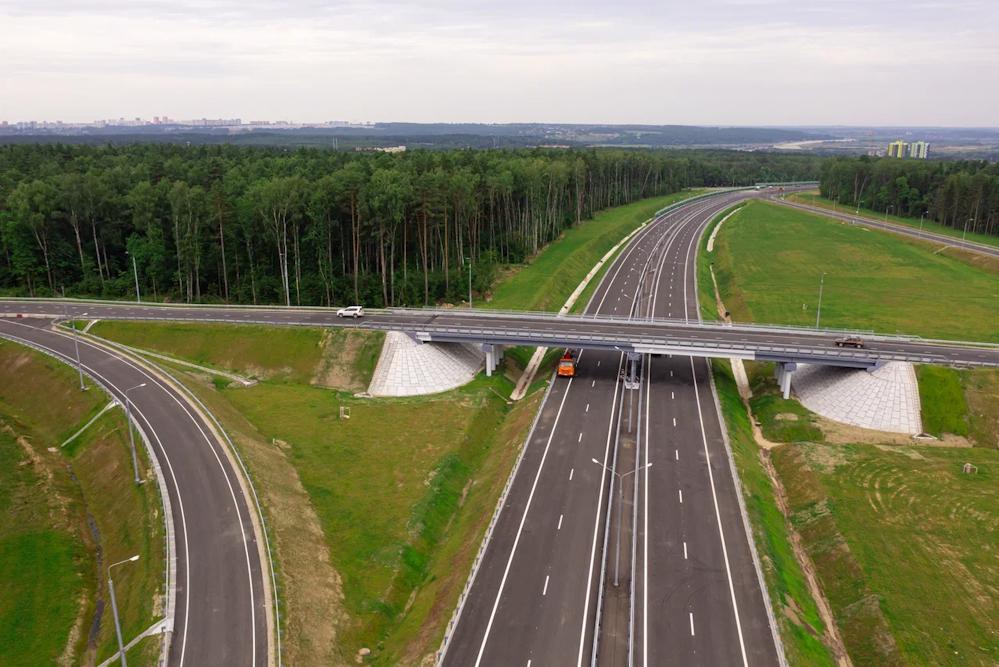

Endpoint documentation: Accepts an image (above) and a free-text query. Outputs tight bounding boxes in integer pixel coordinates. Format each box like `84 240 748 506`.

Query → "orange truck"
558 351 576 377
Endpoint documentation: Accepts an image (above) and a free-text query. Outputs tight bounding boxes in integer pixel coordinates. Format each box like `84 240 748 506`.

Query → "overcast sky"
1 0 996 126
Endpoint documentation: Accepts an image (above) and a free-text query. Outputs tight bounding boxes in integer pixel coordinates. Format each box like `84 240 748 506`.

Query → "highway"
438 189 780 665
2 300 996 369
0 317 270 666
775 197 999 260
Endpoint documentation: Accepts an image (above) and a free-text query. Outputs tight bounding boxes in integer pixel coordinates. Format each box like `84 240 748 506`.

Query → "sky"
1 0 997 126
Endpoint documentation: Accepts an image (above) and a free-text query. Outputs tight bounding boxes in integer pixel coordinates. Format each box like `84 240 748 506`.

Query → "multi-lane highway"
2 187 995 666
439 189 781 665
3 298 996 369
0 317 270 666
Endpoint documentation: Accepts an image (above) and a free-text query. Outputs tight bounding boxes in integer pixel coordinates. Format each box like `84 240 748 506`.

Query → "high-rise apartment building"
887 140 908 158
908 141 929 159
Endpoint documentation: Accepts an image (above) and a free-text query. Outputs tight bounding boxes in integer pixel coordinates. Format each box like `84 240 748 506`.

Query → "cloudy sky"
1 0 996 125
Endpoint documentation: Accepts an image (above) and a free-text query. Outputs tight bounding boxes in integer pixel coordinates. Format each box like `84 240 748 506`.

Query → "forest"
0 144 821 306
819 157 999 237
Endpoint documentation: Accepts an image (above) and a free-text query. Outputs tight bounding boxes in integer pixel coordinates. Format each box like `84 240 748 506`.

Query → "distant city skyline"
1 0 997 126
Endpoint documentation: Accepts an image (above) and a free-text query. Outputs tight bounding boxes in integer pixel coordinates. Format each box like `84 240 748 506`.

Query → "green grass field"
773 443 998 666
488 189 706 312
0 341 163 666
789 192 999 249
710 200 999 342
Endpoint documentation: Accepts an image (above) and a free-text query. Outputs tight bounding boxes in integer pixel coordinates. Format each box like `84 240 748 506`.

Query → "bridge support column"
776 362 797 399
482 344 499 377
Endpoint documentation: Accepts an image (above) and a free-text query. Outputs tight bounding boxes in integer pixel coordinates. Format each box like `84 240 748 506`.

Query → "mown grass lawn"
774 443 998 666
789 192 999 249
711 200 999 342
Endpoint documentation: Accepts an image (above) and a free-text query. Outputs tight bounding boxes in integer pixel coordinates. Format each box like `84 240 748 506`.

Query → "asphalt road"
440 189 780 666
0 318 269 666
3 297 996 369
775 197 999 259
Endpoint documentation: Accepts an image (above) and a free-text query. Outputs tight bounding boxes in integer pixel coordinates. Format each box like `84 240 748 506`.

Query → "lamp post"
465 257 472 309
591 458 652 586
964 217 973 241
885 204 893 223
919 211 926 234
815 272 826 329
125 250 140 303
64 305 88 391
124 383 146 484
108 555 140 666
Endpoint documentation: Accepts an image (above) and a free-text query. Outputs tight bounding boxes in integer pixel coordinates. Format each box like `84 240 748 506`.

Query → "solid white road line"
474 379 574 666
689 358 749 666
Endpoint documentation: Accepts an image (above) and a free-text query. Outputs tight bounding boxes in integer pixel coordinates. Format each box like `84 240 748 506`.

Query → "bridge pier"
776 361 797 399
482 344 503 377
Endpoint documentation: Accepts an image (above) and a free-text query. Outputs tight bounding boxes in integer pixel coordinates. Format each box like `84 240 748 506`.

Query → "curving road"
0 318 270 666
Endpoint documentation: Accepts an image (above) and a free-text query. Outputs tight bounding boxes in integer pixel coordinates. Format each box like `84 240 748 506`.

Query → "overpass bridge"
2 299 997 396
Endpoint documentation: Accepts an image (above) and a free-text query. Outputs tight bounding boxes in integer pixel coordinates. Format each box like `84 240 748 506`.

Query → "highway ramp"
0 317 270 666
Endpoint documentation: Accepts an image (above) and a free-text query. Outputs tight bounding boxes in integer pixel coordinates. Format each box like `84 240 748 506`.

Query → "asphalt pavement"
0 318 269 666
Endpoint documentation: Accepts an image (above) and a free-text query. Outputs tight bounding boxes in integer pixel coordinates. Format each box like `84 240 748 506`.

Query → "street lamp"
964 217 973 241
465 257 472 309
885 204 893 223
124 383 146 485
125 250 140 303
591 458 653 587
108 554 140 666
64 305 88 391
815 272 826 329
919 211 926 234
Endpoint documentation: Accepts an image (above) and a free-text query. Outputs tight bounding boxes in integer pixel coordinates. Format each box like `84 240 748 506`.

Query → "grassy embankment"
89 192 705 664
700 199 999 664
0 341 164 667
788 191 999 249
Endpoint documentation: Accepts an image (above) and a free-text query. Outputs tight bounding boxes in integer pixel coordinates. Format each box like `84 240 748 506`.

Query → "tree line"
0 144 821 306
819 156 999 237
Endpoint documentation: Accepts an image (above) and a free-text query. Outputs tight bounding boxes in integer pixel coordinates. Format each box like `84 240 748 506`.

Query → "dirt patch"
775 412 799 421
313 330 368 393
816 414 973 448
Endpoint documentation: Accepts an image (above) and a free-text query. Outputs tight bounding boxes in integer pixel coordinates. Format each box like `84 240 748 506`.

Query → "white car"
336 305 365 318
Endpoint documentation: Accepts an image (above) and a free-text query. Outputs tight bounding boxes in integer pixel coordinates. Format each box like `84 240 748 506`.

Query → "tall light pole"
124 383 146 485
815 272 826 329
592 458 652 586
108 554 140 666
964 217 973 241
465 258 472 309
885 204 893 222
919 211 926 234
64 305 88 391
125 250 141 303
